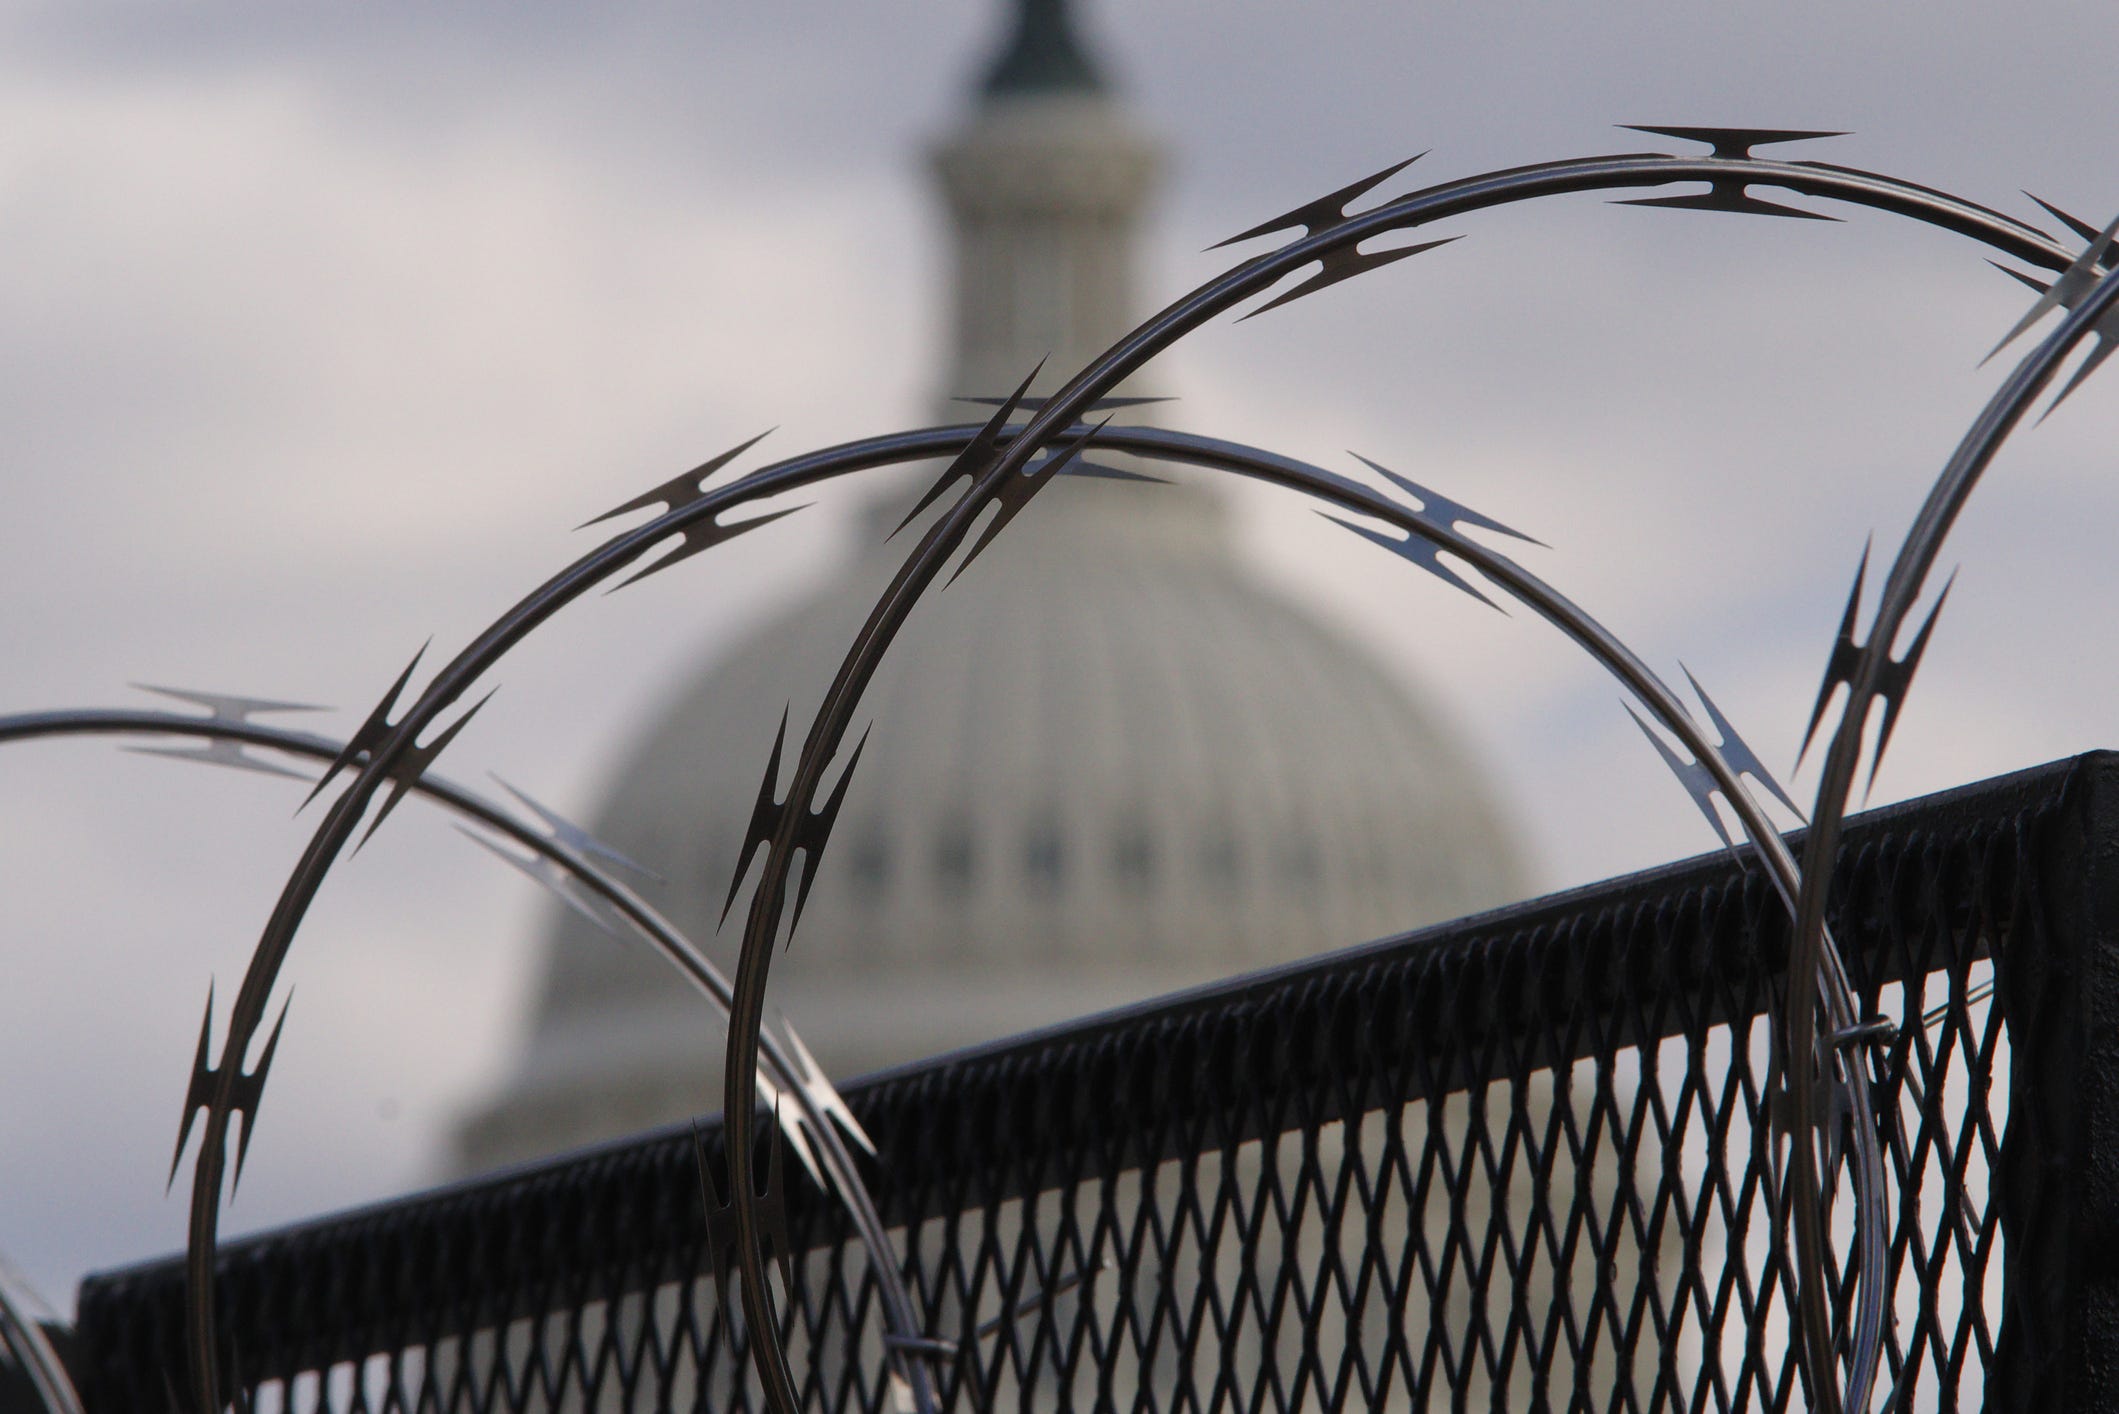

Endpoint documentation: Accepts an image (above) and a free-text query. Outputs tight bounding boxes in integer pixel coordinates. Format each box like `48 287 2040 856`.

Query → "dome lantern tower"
931 0 1157 411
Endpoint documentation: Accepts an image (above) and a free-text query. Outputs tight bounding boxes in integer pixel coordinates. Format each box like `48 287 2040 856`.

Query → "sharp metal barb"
1983 211 2119 365
1680 664 1807 821
1617 125 1848 160
126 739 310 782
2040 322 2119 418
1319 511 1504 612
1625 704 1740 855
300 644 428 811
690 1113 794 1300
721 712 871 943
1617 186 1836 221
1867 570 1954 783
723 707 791 927
1350 453 1547 547
777 1015 876 1157
169 985 291 1195
1237 237 1458 321
354 689 498 854
1797 543 1954 792
456 827 631 941
168 984 217 1192
892 363 1044 541
2024 192 2108 250
607 502 808 593
1796 540 1870 769
229 999 290 1192
1987 260 2051 296
944 417 1113 587
789 726 872 935
1055 458 1169 485
1210 153 1426 250
1611 129 1844 221
580 429 774 530
692 1123 740 1300
491 775 662 882
131 684 328 722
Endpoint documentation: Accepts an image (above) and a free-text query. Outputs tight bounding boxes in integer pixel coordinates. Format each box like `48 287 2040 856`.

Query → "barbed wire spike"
1982 211 2119 365
1614 126 1844 221
893 363 1043 541
2042 307 2119 417
579 429 774 530
168 983 291 1195
720 712 872 941
691 1115 796 1304
1320 510 1504 612
1238 236 1460 322
1210 153 1425 251
1617 125 1848 160
1680 665 1807 821
1624 705 1742 858
777 1014 877 1158
790 727 870 932
957 390 1177 480
491 775 662 883
1056 458 1168 486
1617 185 1834 221
1624 670 1801 863
2023 193 2107 250
299 644 429 812
456 827 632 941
131 684 329 722
127 739 310 783
353 689 498 854
1320 450 1547 611
609 501 809 593
692 1124 741 1301
723 707 791 927
1351 453 1548 547
1796 544 1955 788
946 417 1114 586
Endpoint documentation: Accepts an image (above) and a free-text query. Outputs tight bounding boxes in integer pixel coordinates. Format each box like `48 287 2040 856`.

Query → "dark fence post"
1994 751 2119 1410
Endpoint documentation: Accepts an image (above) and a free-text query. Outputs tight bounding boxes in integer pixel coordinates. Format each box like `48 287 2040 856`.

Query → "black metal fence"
71 754 2119 1412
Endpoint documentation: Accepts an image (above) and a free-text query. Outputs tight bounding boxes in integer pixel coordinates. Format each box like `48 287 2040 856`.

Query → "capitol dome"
453 0 1529 1174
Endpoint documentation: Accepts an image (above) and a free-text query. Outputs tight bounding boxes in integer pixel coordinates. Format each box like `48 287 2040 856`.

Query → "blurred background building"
436 13 1610 1394
453 0 1527 1174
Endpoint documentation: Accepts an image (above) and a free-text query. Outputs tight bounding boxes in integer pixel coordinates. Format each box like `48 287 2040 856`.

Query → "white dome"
456 479 1528 1171
453 8 1527 1174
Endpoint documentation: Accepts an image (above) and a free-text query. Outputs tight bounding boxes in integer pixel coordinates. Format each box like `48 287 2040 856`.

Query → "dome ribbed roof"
456 479 1528 1170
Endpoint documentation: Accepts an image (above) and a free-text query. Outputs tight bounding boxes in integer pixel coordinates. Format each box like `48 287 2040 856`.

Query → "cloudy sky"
3 1 2116 1311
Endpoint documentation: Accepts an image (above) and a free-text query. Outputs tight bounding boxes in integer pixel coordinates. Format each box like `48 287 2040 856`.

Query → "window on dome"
1280 830 1321 887
935 814 977 897
846 826 891 899
1024 813 1065 895
1199 824 1239 888
1111 813 1155 894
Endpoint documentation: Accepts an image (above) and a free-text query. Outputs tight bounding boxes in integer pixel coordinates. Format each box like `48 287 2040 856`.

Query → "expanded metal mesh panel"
76 758 2090 1413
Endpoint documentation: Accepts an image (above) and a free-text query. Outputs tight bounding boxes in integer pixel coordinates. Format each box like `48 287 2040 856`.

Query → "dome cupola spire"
980 0 1106 99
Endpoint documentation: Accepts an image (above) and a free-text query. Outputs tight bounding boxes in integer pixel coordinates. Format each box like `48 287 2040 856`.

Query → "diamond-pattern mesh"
74 758 2093 1413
